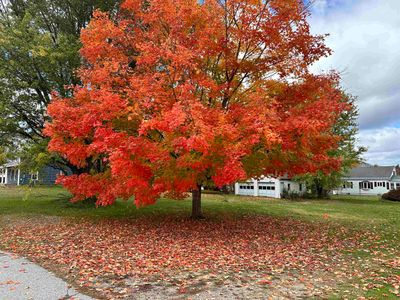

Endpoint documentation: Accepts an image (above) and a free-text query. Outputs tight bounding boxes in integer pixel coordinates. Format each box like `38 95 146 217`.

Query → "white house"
235 165 400 198
0 160 21 185
336 165 400 196
235 176 304 198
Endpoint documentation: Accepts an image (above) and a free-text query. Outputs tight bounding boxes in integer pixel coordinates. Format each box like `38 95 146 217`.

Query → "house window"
360 181 373 190
287 183 291 191
31 172 38 181
396 183 400 189
387 182 390 190
240 184 254 190
390 183 395 190
299 184 302 192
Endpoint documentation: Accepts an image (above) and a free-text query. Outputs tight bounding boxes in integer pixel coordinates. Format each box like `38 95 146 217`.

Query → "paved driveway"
0 251 93 300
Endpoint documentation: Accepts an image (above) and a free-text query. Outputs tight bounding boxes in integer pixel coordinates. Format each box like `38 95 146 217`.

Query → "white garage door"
238 183 255 196
258 183 276 197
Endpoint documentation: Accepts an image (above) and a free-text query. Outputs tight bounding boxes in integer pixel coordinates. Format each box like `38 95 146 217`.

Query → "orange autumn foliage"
45 0 345 206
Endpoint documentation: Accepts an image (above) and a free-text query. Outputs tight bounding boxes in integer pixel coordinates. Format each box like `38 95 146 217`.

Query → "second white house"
234 176 304 198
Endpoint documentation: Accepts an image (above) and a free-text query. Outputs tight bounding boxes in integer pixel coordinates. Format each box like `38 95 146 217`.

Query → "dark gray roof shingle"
345 166 395 179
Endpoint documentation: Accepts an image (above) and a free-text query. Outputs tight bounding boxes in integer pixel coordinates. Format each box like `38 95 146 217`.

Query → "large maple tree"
45 0 345 218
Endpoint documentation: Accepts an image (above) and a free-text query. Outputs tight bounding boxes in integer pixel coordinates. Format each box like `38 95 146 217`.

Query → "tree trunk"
191 185 204 219
316 184 328 199
316 185 323 199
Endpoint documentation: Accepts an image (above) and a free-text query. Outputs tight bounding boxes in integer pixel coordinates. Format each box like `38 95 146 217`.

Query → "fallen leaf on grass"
0 215 393 299
257 280 272 285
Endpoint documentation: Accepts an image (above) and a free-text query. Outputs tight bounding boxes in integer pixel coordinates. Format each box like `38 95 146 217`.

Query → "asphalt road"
0 251 94 300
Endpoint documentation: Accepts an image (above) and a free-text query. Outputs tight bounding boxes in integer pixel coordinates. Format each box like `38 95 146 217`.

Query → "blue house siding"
19 172 32 185
6 167 62 186
1 160 71 186
38 166 62 185
17 167 61 185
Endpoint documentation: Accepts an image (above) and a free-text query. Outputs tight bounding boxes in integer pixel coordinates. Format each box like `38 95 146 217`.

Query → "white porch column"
17 157 21 186
4 168 8 185
17 168 20 186
253 179 258 197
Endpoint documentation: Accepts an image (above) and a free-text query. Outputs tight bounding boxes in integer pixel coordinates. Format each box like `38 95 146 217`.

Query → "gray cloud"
358 128 400 166
309 0 400 164
310 0 400 129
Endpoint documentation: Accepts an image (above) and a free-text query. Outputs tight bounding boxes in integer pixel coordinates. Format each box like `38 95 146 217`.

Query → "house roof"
344 166 395 179
392 176 400 182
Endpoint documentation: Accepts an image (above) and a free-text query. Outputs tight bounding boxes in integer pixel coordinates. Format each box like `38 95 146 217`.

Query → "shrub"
382 189 400 202
281 189 303 200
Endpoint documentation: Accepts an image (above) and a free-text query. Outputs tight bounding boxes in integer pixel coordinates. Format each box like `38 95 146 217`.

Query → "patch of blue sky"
306 0 359 16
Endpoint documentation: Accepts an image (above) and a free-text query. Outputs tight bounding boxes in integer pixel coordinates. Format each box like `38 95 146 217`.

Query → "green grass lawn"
0 186 399 299
0 185 399 246
0 185 398 228
1 185 399 252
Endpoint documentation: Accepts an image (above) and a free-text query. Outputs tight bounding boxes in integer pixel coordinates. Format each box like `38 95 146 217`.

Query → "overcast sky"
308 0 400 166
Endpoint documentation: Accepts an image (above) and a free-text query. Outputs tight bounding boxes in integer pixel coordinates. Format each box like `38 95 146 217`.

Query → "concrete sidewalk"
0 251 94 300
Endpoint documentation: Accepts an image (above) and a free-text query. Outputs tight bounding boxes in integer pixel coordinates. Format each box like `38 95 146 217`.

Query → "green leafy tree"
296 93 366 198
0 0 120 172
